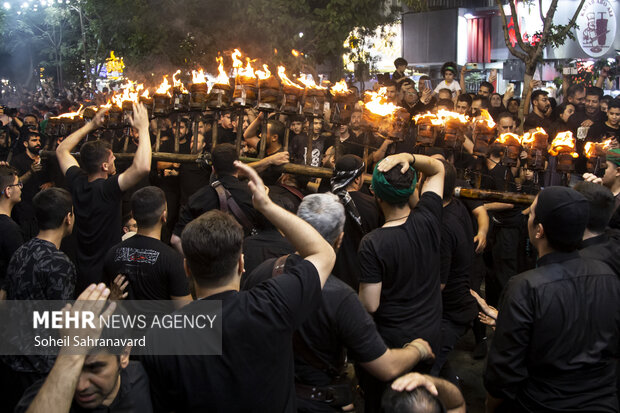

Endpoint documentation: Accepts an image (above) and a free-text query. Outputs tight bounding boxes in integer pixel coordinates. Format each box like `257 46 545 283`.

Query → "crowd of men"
0 58 619 412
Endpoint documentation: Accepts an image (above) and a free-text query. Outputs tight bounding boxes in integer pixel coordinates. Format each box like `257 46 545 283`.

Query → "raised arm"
377 153 445 199
234 161 335 287
117 103 152 192
56 109 106 175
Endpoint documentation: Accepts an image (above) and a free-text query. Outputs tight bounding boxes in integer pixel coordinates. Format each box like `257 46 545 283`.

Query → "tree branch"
536 0 560 56
507 0 531 53
556 0 587 39
495 0 529 61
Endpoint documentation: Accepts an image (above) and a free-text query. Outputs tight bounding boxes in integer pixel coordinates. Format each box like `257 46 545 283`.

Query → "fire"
111 80 142 108
496 133 522 145
277 66 304 90
214 56 230 86
231 49 243 74
256 64 272 80
522 127 547 145
330 79 350 96
155 75 172 97
298 74 327 90
363 88 401 117
52 105 84 119
549 131 579 157
477 109 496 129
141 89 150 99
413 112 443 126
172 70 190 93
585 138 613 158
435 109 469 125
191 69 207 85
291 49 300 57
238 58 256 79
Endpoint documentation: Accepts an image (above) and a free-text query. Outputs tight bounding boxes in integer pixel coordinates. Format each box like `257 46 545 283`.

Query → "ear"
238 253 245 276
334 232 345 250
23 140 28 148
535 223 545 240
101 162 109 173
119 346 131 368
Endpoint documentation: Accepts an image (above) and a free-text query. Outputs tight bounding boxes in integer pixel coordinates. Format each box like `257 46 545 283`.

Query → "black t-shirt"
65 165 123 289
142 259 322 412
15 361 153 413
244 254 387 386
0 214 23 289
241 229 295 278
523 112 553 134
205 126 236 151
10 152 50 204
358 192 443 351
266 184 305 213
289 133 333 167
338 131 366 159
173 174 261 237
103 234 190 300
440 200 478 325
586 121 620 142
158 138 190 191
479 163 522 227
333 191 382 291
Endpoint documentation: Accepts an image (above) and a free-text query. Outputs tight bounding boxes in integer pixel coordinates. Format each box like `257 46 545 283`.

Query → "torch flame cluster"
548 131 579 158
155 76 172 97
362 88 401 117
414 110 470 127
585 138 613 158
496 132 522 145
521 127 547 146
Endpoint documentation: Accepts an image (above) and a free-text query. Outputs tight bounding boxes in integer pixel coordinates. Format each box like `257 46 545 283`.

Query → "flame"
298 74 327 90
413 112 443 126
496 133 522 145
256 64 272 80
52 105 84 119
330 79 350 96
549 131 579 158
172 70 190 93
521 127 547 145
477 109 496 129
277 66 304 90
110 80 142 108
362 88 401 117
291 49 300 57
436 109 469 125
155 75 172 97
231 49 243 74
585 138 613 158
214 56 230 86
141 89 150 99
191 69 207 85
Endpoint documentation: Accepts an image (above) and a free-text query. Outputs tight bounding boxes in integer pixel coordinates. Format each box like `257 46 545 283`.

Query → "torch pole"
155 128 161 152
258 111 269 158
283 118 291 153
306 117 314 166
191 114 199 154
212 115 219 153
174 114 181 154
235 108 244 156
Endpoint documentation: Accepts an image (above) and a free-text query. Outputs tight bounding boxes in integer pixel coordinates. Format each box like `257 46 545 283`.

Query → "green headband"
372 163 418 204
444 66 457 74
608 148 620 167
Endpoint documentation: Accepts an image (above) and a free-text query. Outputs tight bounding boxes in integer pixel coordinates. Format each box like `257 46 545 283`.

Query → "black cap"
534 186 589 251
335 154 364 174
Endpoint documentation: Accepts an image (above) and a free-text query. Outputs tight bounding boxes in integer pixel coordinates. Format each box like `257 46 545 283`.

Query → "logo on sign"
577 0 616 57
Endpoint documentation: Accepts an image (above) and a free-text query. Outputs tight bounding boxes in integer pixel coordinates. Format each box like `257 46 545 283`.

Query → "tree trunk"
518 58 538 121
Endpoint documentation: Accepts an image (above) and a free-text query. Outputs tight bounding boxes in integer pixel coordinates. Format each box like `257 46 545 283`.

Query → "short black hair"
0 165 19 194
212 143 238 176
472 96 490 109
397 78 416 92
496 111 516 124
479 81 494 93
457 94 472 105
607 99 620 111
394 57 408 68
440 61 458 76
586 87 603 99
600 95 613 104
33 188 73 230
574 181 615 233
181 210 244 288
436 99 454 110
567 83 586 98
381 387 446 413
80 140 112 175
437 88 452 97
267 119 285 144
383 166 416 208
383 79 397 88
531 90 549 102
131 186 166 228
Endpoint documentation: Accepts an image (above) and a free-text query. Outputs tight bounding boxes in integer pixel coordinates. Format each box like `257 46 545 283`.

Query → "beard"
29 145 41 155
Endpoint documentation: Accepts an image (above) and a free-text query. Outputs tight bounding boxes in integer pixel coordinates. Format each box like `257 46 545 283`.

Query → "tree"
495 0 586 105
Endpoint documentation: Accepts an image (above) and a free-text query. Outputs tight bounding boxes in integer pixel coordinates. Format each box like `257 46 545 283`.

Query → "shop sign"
576 0 616 57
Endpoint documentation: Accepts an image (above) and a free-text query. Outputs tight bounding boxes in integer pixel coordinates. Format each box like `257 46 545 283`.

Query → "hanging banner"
576 0 617 58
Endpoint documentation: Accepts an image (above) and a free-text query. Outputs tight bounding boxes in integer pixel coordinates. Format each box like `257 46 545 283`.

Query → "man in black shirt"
103 186 191 304
56 104 151 291
429 161 478 378
523 90 553 132
484 186 620 412
357 153 444 413
330 155 382 290
583 148 620 230
142 161 336 412
289 118 333 167
16 284 153 413
0 165 23 297
244 193 434 412
587 98 620 142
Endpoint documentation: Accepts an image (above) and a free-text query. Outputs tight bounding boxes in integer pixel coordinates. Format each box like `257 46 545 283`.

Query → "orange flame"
521 127 547 145
52 105 84 119
141 89 150 99
191 69 207 85
277 66 304 90
255 64 272 80
549 131 578 157
362 88 401 117
214 56 230 86
496 133 522 145
231 49 243 73
298 74 327 90
155 76 172 97
111 80 142 108
476 109 496 129
238 58 256 79
172 70 189 93
436 109 469 125
585 138 613 158
413 112 443 126
330 79 350 96
291 49 300 57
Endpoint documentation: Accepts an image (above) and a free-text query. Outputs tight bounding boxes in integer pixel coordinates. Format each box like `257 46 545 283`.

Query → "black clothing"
569 111 607 174
579 231 620 276
358 192 443 351
65 165 123 290
289 133 333 167
245 254 387 411
485 251 620 412
523 112 553 134
0 214 23 289
568 109 606 134
142 259 322 412
338 131 366 159
439 199 477 326
241 229 295 279
587 121 620 142
103 234 190 300
333 191 382 291
173 174 261 237
15 361 153 413
267 184 305 213
205 126 236 151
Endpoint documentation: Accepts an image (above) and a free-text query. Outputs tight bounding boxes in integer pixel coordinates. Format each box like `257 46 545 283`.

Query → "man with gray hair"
244 193 434 412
